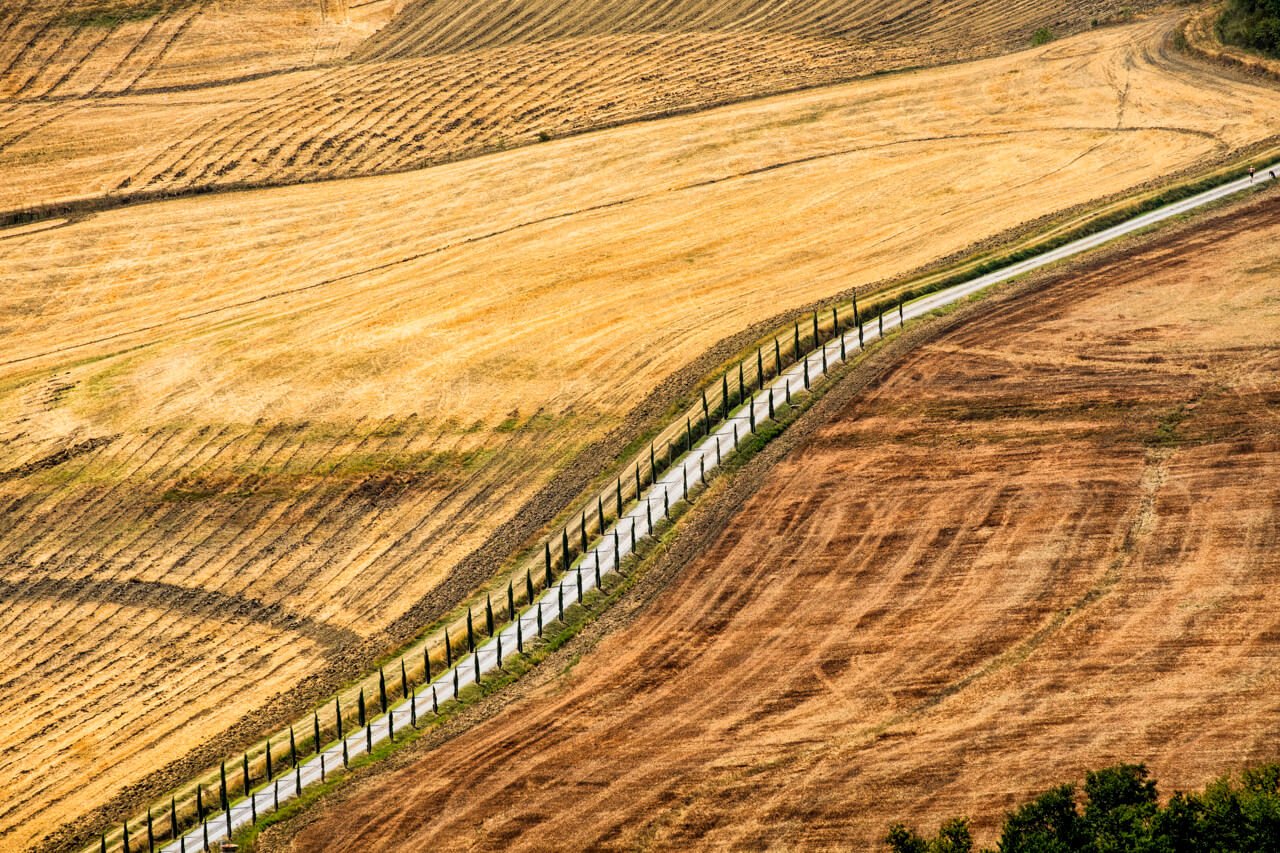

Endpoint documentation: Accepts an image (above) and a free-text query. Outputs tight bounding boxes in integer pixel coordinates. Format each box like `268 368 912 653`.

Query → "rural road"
164 162 1277 852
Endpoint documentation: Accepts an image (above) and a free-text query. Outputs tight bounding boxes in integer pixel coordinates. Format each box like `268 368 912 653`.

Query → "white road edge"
163 164 1277 852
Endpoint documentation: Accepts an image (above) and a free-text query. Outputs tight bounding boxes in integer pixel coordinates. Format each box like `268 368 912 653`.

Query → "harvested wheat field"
1 0 1155 214
4 17 1280 851
273 191 1280 852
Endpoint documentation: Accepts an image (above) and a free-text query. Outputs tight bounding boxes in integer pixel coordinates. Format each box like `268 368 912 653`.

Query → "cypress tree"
265 741 273 782
203 817 210 851
453 666 459 696
473 650 480 682
220 761 228 811
410 688 417 729
273 781 279 812
197 784 205 819
579 510 587 553
466 609 475 652
225 798 232 838
595 550 602 588
517 611 524 653
445 629 453 668
485 594 494 636
630 517 637 551
715 435 721 465
289 725 297 767
335 696 343 740
879 311 884 337
738 362 745 400
525 570 534 606
242 752 250 796
722 373 730 412
768 388 775 418
794 321 800 358
649 442 656 477
685 417 692 453
101 833 106 853
170 797 178 842
663 487 670 518
733 422 739 449
774 337 781 374
786 379 791 404
699 454 705 486
613 528 619 560
749 394 756 433
122 822 129 853
616 477 623 515
634 463 641 497
858 321 864 349
804 356 810 389
822 344 827 374
424 644 432 683
147 809 153 853
342 737 349 769
537 597 544 635
321 752 326 782
597 495 604 531
558 580 564 617
646 495 653 531
507 581 515 621
400 659 409 703
757 347 764 390
365 723 372 755
576 563 583 603
250 778 256 822
702 389 709 426
497 632 503 668
562 528 570 567
840 331 846 361
833 306 839 333
852 291 859 319
899 297 904 326
379 668 388 713
812 311 819 347
545 541 553 587
388 707 394 742
432 685 438 714
357 688 366 727
682 460 688 498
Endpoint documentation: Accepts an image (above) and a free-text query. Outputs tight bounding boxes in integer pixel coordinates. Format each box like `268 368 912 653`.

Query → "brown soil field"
273 193 1280 852
6 17 1279 853
0 0 1155 214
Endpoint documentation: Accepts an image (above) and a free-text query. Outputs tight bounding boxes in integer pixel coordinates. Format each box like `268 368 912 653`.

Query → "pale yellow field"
0 0 1151 213
4 16 1280 852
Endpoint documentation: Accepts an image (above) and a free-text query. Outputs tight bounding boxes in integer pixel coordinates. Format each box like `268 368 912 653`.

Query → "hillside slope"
7 15 1279 853
0 0 1154 212
277 195 1280 851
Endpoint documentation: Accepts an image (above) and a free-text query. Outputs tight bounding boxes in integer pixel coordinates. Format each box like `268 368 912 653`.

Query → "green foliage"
1219 0 1280 56
887 764 1280 853
1031 27 1053 46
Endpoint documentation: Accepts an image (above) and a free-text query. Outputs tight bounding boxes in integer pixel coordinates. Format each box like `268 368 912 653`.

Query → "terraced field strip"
157 160 1280 853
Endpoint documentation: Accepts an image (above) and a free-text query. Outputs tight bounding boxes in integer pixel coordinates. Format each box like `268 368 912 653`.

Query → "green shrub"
1218 0 1280 56
1031 27 1053 45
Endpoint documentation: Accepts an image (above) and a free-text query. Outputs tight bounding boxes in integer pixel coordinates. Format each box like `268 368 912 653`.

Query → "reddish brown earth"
278 196 1280 850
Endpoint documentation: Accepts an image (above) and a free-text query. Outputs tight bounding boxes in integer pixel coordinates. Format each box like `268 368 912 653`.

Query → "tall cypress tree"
544 541 553 587
424 645 432 683
722 373 730 412
579 510 588 553
170 797 177 842
445 629 453 668
832 306 839 333
616 477 623 515
507 581 515 622
265 741 273 782
379 668 388 713
812 311 819 347
242 752 250 796
220 761 228 811
562 528 570 567
289 725 297 767
400 660 409 704
335 696 343 740
738 362 745 400
526 570 535 606
757 347 765 390
794 321 801 358
702 389 709 426
466 609 475 651
899 297 904 326
357 688 366 727
774 337 782 372
485 593 494 636
146 809 153 853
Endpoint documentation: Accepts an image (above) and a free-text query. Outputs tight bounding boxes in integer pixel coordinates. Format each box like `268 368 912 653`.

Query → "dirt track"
277 196 1280 851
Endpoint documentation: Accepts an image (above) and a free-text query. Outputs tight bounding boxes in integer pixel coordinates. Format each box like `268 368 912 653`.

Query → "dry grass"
5 14 1280 853
276 193 1280 853
0 0 1155 213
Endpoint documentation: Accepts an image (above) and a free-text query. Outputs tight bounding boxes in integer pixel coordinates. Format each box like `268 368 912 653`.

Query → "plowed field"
6 16 1280 853
278 195 1280 851
0 0 1153 213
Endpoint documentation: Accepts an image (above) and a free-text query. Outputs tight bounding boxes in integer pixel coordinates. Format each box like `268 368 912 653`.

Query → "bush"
1218 0 1280 56
1031 27 1053 46
886 763 1280 852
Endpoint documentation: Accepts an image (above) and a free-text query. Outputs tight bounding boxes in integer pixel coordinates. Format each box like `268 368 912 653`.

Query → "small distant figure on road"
1249 165 1255 183
1270 169 1276 181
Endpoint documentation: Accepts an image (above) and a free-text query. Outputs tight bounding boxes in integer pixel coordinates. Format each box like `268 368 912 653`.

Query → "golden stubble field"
4 16 1280 852
278 192 1280 853
0 0 1152 213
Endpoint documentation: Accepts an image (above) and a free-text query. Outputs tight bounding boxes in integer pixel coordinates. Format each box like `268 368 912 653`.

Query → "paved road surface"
162 163 1277 852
